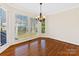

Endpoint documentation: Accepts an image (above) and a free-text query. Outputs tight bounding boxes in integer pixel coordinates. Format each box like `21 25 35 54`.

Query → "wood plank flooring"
0 37 79 56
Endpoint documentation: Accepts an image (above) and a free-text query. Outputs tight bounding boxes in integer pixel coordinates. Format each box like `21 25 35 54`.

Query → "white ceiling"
7 3 79 16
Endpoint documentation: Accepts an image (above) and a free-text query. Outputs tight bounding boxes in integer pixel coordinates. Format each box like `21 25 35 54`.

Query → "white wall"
0 4 40 53
46 7 79 45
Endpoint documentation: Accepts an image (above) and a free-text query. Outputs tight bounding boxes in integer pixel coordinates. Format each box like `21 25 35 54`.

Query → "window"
15 15 28 39
0 8 7 46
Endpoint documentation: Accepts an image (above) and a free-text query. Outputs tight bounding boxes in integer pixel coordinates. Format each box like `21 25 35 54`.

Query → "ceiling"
7 3 79 16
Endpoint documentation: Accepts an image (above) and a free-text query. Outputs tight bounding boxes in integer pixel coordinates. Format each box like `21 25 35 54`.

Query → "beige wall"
46 7 79 45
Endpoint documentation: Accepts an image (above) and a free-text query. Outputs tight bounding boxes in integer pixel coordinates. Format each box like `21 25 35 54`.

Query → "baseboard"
0 43 10 53
45 36 79 46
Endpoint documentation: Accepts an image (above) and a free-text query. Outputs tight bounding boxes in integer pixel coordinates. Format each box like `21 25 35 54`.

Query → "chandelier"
36 3 45 22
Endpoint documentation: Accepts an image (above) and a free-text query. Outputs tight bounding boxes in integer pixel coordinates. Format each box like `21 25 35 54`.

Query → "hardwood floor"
0 37 79 56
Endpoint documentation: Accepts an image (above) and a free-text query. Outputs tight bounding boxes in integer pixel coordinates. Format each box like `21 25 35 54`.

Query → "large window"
0 8 7 46
15 15 28 39
15 14 39 40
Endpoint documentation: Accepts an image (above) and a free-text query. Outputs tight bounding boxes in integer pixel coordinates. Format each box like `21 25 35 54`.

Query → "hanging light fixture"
36 3 45 22
35 3 45 33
